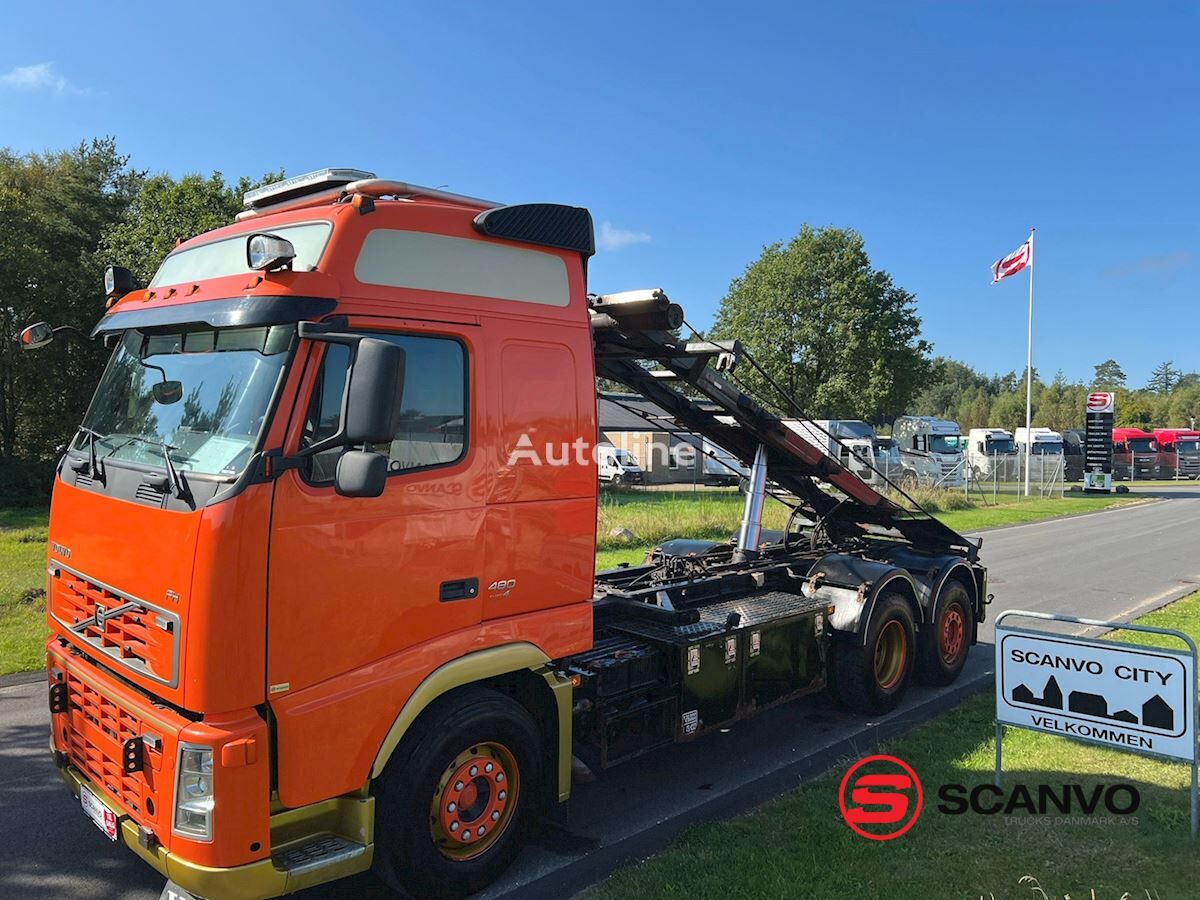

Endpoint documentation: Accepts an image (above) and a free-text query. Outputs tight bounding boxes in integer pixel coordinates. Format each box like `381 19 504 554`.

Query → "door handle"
439 578 479 602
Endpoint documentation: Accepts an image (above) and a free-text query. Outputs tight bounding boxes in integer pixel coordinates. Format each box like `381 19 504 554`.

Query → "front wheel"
831 593 916 713
373 689 542 898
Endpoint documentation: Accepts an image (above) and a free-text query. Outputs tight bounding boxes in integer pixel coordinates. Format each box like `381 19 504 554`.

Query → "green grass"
935 494 1143 532
588 593 1200 900
0 507 50 676
596 490 1144 569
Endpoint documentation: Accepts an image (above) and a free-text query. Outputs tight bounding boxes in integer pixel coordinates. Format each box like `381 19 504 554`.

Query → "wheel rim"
874 620 908 690
940 605 966 665
430 742 520 861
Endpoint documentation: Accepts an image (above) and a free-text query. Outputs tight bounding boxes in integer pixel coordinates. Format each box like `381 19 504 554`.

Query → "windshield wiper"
66 426 105 480
102 433 191 501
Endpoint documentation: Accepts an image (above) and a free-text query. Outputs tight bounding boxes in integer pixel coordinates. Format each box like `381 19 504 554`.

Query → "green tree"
1169 385 1200 428
103 170 283 284
709 226 931 424
1115 390 1154 428
0 139 142 459
989 390 1027 433
1092 358 1127 390
1147 360 1181 395
1035 372 1075 433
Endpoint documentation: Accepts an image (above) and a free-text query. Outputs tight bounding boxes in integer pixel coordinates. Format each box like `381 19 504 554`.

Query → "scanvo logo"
1087 392 1115 413
838 755 924 840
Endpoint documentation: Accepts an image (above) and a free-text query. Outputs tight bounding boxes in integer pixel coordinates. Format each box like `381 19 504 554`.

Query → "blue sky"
2 1 1196 386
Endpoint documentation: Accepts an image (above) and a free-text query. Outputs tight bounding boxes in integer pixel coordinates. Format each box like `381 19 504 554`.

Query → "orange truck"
23 169 988 899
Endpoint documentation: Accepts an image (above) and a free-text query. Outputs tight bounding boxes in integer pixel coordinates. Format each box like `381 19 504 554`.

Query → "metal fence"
964 452 1065 503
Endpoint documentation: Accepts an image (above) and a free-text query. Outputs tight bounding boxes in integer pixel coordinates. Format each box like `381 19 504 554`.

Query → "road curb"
503 667 997 900
0 669 46 688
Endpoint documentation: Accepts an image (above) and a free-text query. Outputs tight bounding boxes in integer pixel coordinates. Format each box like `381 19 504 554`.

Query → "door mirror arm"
296 320 406 496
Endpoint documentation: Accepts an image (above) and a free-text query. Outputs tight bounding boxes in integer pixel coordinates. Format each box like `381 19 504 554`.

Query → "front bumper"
59 763 287 899
58 763 374 899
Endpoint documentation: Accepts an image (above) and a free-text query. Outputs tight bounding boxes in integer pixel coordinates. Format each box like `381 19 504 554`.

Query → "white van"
597 444 644 486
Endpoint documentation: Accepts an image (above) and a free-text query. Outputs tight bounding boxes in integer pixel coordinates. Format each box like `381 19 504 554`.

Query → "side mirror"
344 338 406 444
19 322 54 350
334 449 388 498
152 381 184 405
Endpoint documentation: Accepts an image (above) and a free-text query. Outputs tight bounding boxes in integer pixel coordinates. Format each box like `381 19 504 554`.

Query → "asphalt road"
3 487 1198 899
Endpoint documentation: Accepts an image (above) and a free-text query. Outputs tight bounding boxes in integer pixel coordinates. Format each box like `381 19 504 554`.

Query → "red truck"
1152 428 1200 479
1112 427 1159 480
23 169 988 898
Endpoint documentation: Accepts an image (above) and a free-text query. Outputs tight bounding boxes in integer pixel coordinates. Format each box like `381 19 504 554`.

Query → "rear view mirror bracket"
296 319 406 466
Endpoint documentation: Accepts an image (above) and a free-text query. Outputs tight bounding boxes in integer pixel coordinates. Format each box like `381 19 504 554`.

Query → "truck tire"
831 593 915 713
373 688 542 899
916 580 975 686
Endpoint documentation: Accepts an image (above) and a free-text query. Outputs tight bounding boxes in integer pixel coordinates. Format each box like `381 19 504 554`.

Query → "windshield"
930 435 962 454
614 450 639 467
76 324 294 477
1127 438 1156 453
1029 441 1063 455
1176 440 1200 454
984 437 1016 453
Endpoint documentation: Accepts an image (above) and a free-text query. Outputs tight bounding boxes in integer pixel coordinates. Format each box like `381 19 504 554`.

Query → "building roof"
598 393 684 433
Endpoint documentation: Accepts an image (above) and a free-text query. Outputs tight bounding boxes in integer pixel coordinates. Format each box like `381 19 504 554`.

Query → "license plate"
80 783 119 841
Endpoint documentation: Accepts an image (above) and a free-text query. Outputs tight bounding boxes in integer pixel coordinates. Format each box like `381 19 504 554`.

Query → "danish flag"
991 239 1032 284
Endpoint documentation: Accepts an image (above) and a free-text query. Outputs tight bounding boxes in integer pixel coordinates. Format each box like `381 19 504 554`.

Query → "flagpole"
1024 227 1036 497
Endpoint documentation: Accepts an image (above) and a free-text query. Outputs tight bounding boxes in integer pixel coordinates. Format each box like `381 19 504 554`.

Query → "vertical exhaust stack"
735 444 769 560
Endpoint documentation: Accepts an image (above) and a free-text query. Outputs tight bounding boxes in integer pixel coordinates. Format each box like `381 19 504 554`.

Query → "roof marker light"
242 168 376 209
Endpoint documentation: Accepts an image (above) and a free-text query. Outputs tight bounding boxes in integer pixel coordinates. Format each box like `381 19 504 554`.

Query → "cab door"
266 317 487 695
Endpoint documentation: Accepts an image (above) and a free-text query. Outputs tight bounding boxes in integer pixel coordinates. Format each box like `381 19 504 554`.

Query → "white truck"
892 416 965 487
1015 427 1065 484
965 427 1019 481
785 419 891 486
597 444 645 486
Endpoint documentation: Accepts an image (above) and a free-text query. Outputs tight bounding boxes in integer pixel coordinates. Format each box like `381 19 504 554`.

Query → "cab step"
272 834 366 875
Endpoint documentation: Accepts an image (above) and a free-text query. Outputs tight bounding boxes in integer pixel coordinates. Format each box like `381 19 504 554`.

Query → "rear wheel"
373 689 542 899
831 593 916 713
917 581 975 685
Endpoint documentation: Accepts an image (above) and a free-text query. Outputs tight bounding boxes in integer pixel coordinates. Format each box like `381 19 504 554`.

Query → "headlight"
174 744 214 841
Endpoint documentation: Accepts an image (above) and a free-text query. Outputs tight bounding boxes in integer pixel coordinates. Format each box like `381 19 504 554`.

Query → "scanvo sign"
1087 392 1115 414
997 626 1195 761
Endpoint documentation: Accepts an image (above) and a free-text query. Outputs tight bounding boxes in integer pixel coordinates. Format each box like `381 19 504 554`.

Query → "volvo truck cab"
24 169 987 899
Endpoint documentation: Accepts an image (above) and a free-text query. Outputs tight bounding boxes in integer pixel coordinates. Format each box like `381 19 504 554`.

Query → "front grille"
59 670 167 824
50 566 179 688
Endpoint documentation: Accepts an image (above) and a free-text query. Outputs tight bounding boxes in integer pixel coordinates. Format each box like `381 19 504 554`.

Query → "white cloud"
598 221 652 252
0 62 79 94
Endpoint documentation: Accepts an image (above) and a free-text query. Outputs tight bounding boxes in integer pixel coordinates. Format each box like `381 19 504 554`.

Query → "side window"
302 333 467 483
